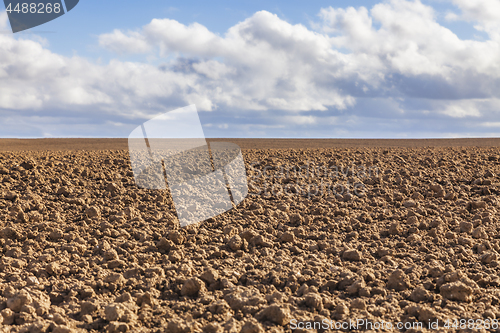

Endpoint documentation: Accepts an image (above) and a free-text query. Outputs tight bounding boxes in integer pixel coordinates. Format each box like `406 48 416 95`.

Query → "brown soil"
0 139 500 332
2 138 500 151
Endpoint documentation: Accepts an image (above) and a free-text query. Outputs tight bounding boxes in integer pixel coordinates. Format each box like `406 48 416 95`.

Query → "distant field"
1 137 500 151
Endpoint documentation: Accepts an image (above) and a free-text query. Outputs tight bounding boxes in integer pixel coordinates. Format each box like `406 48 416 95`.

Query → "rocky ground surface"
1 145 500 332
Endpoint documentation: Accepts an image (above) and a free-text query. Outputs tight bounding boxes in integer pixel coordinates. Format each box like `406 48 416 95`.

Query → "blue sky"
1 0 500 138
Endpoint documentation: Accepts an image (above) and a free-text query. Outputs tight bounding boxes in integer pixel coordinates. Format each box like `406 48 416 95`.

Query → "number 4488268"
6 2 61 14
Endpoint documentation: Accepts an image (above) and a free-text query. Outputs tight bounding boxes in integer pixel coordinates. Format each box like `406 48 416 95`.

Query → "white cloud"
449 0 500 40
481 122 500 128
0 10 8 30
99 10 358 112
283 115 318 125
98 29 152 54
440 100 481 118
450 0 500 22
0 31 208 117
134 13 354 111
321 1 486 78
444 11 460 22
192 60 236 80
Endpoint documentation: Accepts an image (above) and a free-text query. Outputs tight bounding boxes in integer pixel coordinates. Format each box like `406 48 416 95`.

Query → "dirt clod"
181 277 206 297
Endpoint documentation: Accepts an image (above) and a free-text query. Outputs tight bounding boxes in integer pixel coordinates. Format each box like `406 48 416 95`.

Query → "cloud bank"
1 0 500 137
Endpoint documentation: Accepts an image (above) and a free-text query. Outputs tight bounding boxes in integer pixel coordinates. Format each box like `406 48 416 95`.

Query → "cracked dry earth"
1 145 500 332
